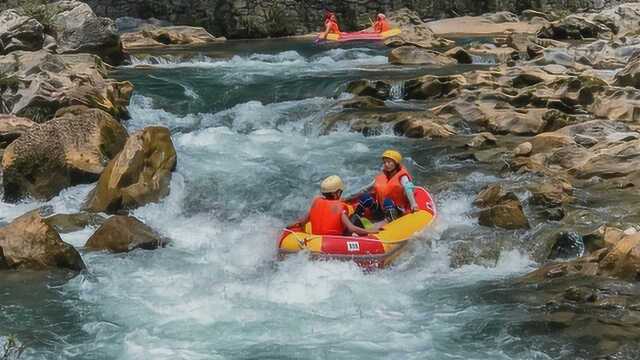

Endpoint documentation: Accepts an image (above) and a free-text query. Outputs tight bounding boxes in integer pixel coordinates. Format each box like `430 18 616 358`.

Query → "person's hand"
411 205 419 213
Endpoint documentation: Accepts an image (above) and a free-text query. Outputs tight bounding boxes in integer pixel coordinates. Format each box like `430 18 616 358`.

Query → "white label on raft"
347 241 360 252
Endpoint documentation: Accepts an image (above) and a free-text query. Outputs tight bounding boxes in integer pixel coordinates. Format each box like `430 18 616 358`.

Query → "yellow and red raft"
277 187 437 270
318 28 402 43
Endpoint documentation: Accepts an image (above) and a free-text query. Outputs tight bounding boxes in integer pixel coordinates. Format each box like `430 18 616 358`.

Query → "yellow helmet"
382 149 402 164
320 175 344 193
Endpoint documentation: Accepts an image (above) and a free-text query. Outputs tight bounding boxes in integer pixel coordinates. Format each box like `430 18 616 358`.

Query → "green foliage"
1 335 25 360
16 0 58 33
262 3 296 38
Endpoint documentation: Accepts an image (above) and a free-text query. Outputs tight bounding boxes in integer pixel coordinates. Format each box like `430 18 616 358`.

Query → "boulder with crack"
84 126 177 213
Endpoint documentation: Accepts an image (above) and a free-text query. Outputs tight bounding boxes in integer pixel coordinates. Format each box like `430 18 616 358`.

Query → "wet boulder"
2 106 128 202
443 47 473 64
84 126 177 213
466 132 497 148
0 208 85 271
548 232 584 260
85 215 166 253
120 26 225 51
474 184 529 230
345 80 391 100
404 75 465 100
393 117 456 138
0 50 134 122
338 96 386 110
0 115 35 148
388 46 456 66
598 234 640 280
0 9 44 54
529 179 573 207
44 212 107 234
47 0 123 64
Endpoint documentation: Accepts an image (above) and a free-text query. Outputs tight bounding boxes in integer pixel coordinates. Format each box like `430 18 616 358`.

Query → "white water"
1 46 543 359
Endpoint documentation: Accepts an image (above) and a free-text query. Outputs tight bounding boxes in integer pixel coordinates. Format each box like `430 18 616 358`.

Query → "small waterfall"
470 54 497 65
389 80 406 100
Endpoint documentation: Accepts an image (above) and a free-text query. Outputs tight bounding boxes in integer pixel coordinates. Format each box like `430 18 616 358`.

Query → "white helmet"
320 175 344 193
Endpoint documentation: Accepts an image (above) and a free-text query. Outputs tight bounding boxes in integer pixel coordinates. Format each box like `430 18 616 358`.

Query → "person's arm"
400 176 418 211
319 22 332 39
345 180 375 202
341 212 378 236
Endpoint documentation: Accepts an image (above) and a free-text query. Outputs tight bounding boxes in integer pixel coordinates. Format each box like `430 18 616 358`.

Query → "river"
1 39 602 359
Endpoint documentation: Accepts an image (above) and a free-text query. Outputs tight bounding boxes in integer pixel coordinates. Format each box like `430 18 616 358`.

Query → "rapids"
0 41 596 359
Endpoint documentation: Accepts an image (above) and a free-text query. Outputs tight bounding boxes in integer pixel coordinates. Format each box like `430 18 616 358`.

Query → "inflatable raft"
278 187 436 270
319 28 401 43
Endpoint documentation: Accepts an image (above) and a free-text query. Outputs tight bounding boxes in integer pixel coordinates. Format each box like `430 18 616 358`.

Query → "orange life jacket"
374 20 391 33
326 20 340 34
373 165 412 211
309 197 348 235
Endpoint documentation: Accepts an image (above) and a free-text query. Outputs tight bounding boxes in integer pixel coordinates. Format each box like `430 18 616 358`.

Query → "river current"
1 40 586 359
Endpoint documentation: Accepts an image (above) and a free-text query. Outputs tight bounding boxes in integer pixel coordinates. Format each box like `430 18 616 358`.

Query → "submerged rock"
548 232 584 260
2 106 128 202
345 80 391 100
85 215 166 252
0 208 85 271
84 126 177 214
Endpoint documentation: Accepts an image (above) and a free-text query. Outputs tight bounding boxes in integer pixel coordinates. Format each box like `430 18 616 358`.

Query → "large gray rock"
0 208 85 271
0 9 44 54
2 106 128 202
48 0 123 64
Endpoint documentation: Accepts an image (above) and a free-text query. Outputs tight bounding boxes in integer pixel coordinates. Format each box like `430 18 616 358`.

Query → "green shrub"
16 0 58 33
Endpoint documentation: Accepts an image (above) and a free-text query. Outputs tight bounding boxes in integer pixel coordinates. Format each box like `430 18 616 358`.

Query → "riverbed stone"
0 208 85 271
85 215 166 252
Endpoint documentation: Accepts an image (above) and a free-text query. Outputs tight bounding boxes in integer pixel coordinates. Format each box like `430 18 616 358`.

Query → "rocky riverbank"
4 1 640 357
0 0 176 273
319 4 640 351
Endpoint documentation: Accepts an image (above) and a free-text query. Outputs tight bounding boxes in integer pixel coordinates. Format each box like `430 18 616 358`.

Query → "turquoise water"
0 41 603 359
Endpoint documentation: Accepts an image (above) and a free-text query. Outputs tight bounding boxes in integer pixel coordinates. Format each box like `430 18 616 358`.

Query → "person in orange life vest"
319 12 341 40
347 150 418 221
373 13 391 33
295 175 380 236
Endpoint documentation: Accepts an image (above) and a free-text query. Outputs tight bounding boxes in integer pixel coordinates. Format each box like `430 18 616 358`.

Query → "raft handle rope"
282 228 411 246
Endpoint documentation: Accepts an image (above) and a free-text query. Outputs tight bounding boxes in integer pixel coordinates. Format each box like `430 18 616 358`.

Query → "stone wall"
81 0 636 38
